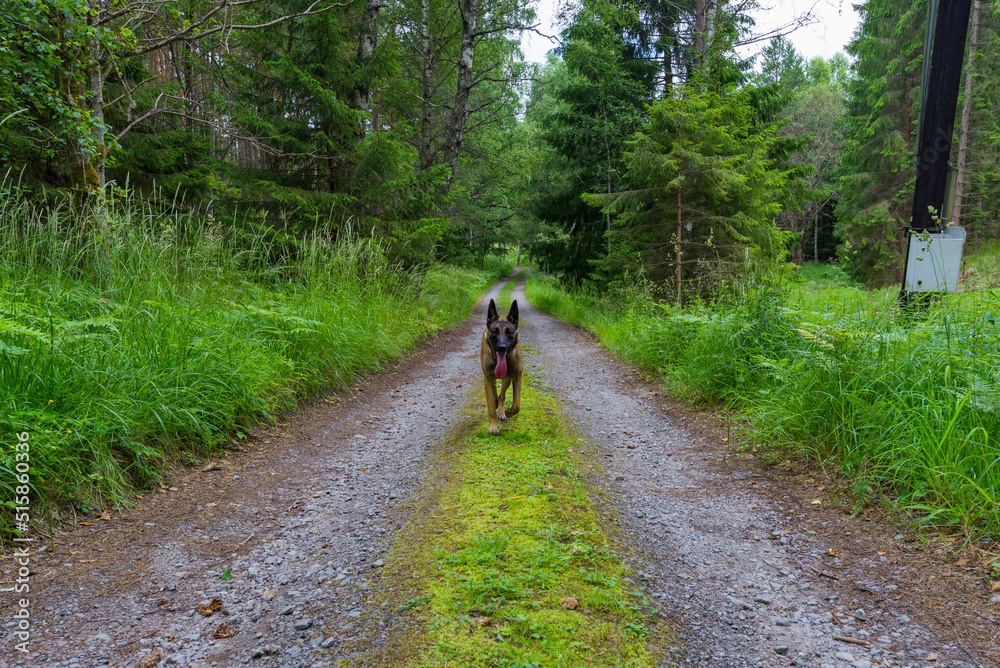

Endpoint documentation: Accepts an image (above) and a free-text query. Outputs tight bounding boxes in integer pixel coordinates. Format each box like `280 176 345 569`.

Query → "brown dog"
481 298 523 435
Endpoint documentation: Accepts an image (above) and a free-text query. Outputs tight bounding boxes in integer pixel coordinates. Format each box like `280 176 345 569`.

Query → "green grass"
0 193 507 534
343 373 670 667
527 269 1000 539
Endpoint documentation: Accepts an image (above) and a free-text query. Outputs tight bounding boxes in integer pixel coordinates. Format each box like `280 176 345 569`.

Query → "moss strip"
344 373 672 667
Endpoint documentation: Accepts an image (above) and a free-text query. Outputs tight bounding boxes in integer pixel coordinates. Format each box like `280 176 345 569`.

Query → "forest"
3 0 1000 538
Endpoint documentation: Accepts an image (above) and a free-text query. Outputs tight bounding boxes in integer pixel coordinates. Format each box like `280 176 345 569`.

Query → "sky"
520 0 862 65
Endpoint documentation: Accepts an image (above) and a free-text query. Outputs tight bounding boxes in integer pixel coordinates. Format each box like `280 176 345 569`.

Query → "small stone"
895 614 910 624
754 595 772 605
294 618 313 631
635 511 644 518
774 646 789 655
372 559 384 568
280 605 295 616
854 609 867 621
560 597 578 610
138 652 162 668
851 660 872 668
835 651 855 662
926 653 938 662
615 475 625 481
94 632 112 643
321 636 337 649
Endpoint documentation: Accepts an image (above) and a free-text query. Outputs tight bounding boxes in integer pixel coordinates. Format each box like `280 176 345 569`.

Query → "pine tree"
836 0 927 285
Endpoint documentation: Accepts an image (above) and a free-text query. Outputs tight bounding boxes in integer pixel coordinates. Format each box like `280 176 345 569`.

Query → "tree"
585 86 796 302
836 0 927 285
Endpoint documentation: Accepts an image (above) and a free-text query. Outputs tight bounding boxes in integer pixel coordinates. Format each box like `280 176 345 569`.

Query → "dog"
481 298 523 435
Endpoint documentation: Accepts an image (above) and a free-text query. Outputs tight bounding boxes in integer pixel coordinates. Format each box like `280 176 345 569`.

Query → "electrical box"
904 226 966 293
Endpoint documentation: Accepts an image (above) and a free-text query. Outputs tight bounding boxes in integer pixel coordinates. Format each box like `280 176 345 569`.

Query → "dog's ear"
487 299 499 326
507 300 518 328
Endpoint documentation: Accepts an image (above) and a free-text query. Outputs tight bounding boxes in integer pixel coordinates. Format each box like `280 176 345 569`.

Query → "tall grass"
0 191 501 529
527 268 1000 537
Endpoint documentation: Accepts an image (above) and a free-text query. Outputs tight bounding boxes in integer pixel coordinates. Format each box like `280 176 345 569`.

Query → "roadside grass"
0 193 505 535
526 269 1000 539
346 374 669 667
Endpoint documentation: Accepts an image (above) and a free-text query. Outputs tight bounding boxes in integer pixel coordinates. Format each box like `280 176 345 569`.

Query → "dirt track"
1 271 997 668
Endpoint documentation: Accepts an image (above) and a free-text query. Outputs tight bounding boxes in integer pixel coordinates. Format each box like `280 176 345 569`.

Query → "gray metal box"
904 226 966 293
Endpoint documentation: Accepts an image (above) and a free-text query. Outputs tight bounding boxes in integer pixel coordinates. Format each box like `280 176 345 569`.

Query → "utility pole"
901 0 974 299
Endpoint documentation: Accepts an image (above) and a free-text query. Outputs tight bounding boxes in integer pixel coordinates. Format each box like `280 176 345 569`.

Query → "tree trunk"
814 207 819 261
419 0 434 169
694 0 706 67
352 0 381 139
443 0 477 187
603 105 612 254
88 0 105 189
953 0 982 227
676 179 682 306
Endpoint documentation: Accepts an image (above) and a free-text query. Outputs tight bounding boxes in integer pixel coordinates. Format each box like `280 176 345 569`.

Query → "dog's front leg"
484 377 500 435
506 376 521 419
497 377 511 422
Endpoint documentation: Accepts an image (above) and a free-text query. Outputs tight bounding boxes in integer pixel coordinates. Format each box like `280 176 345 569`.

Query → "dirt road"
1 272 996 668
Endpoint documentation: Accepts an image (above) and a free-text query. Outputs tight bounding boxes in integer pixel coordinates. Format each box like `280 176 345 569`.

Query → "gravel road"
1 271 995 668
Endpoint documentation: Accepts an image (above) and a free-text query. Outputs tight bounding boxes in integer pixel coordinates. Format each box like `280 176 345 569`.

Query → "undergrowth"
526 268 1000 539
0 193 506 535
346 373 670 667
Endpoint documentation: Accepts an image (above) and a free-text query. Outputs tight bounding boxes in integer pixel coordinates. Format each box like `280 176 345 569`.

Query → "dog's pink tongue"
495 353 507 379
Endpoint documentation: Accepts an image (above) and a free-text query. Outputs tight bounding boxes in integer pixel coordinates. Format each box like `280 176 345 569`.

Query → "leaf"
221 569 232 581
827 549 837 557
197 598 223 617
559 596 578 609
213 623 236 639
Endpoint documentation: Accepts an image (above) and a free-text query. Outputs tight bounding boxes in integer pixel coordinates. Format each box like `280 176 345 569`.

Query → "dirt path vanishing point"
2 271 997 668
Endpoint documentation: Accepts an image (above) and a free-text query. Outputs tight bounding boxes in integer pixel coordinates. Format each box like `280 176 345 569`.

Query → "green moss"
339 375 673 667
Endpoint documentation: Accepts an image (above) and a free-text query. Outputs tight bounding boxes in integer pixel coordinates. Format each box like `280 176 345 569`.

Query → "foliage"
585 85 797 299
527 270 1000 538
0 190 503 534
835 0 927 285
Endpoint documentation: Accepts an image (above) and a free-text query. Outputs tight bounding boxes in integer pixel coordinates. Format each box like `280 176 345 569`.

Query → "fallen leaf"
676 572 691 579
476 616 491 627
156 599 168 606
98 511 111 521
560 597 578 609
197 598 223 617
206 502 218 508
877 552 887 556
79 521 94 526
991 581 1000 592
361 466 368 471
544 481 553 490
168 486 179 492
263 589 277 599
138 651 162 668
955 558 968 566
311 493 321 498
811 499 823 506
214 623 236 639
827 549 838 557
201 462 224 473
